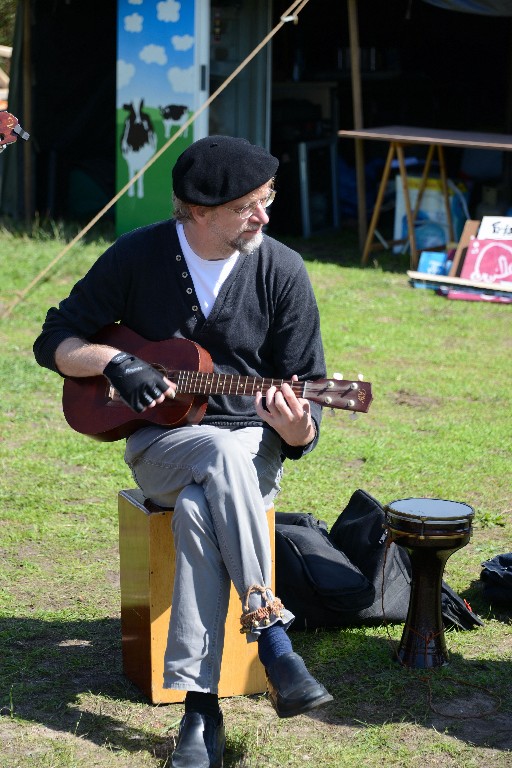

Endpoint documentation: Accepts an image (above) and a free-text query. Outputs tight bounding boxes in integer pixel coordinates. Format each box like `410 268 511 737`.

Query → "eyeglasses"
223 189 276 219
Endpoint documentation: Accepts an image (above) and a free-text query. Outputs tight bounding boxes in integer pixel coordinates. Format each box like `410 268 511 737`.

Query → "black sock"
185 691 220 720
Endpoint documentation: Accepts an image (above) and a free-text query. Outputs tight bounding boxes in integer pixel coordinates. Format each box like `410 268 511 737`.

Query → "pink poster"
447 237 512 303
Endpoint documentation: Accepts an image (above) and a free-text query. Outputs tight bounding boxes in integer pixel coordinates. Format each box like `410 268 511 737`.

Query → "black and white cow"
121 98 157 199
159 104 189 139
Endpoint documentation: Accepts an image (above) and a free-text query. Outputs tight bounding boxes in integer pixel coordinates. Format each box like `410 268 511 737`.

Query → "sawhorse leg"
408 144 454 267
361 142 455 270
361 142 396 266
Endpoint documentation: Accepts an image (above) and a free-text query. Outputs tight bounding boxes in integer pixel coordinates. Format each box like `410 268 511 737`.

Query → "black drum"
385 498 474 668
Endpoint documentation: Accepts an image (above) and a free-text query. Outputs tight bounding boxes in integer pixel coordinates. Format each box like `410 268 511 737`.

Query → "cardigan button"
192 305 198 312
176 254 182 261
182 271 188 278
186 287 193 294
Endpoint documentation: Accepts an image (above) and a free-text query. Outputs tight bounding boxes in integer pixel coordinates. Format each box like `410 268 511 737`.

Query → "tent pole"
347 0 367 253
505 18 512 187
22 0 32 225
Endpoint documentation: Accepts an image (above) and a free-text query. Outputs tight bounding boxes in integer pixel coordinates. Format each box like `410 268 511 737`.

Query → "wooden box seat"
118 488 275 704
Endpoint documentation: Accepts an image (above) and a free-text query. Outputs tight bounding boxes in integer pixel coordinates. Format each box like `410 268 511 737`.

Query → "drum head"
385 497 474 539
388 498 474 521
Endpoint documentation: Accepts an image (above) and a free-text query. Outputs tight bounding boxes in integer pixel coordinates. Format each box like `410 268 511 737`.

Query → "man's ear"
189 205 211 224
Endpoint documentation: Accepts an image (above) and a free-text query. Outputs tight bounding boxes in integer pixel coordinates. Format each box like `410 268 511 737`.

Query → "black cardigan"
33 219 326 459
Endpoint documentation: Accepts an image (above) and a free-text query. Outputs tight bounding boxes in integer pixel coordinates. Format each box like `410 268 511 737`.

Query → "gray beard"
233 230 263 255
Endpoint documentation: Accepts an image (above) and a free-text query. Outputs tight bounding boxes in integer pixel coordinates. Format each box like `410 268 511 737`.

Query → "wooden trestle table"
338 126 512 268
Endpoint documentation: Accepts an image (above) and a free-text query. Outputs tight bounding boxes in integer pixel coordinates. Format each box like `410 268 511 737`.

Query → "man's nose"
250 202 270 224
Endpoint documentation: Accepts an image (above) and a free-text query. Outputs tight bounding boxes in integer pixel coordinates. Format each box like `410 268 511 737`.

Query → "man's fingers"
266 386 293 417
162 377 176 400
165 387 176 400
279 382 309 419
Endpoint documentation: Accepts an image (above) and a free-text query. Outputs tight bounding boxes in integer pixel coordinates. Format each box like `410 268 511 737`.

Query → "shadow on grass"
0 615 259 765
0 214 116 245
0 213 409 274
292 619 512 753
0 614 511 765
269 222 412 274
463 579 512 627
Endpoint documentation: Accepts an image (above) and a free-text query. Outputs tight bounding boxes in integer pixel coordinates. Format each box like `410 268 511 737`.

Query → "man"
34 136 332 768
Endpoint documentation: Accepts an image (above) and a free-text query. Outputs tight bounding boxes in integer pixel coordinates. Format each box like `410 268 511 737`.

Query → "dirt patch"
429 706 512 751
392 389 442 408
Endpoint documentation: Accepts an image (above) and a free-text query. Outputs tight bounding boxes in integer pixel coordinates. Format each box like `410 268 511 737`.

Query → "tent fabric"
422 0 512 15
1 0 116 220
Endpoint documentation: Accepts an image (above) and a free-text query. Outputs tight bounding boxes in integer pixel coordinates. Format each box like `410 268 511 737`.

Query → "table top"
338 125 512 151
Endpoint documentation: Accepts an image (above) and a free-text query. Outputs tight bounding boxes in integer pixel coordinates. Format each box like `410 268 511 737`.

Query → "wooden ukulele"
62 325 373 441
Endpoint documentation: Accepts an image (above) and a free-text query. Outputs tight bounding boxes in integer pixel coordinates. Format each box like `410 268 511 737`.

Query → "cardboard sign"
447 237 512 303
477 216 512 240
462 238 512 285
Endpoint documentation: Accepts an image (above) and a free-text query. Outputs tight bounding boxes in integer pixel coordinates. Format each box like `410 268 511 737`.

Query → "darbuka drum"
385 498 474 668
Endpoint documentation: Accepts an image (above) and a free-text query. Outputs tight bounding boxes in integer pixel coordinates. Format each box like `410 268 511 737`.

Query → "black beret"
172 135 279 206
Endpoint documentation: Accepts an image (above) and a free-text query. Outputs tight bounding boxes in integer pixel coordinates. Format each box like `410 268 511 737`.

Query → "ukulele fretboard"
170 370 304 398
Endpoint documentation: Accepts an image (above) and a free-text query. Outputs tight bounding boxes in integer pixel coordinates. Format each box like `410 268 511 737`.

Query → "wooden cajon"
118 488 275 704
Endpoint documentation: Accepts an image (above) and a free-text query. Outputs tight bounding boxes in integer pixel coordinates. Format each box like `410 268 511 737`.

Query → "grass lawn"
0 220 510 767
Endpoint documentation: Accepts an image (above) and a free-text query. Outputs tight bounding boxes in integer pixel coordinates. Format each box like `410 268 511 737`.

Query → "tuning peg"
357 373 364 381
350 412 359 421
13 123 30 141
332 372 343 380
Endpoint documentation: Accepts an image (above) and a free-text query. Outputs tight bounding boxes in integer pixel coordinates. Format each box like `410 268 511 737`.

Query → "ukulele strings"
170 370 306 397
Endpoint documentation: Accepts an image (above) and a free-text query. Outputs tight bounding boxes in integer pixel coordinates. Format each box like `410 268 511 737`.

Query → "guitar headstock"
305 376 373 413
0 111 30 147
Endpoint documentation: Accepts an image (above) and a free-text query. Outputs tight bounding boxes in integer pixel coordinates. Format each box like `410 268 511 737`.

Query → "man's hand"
254 375 316 447
103 352 175 413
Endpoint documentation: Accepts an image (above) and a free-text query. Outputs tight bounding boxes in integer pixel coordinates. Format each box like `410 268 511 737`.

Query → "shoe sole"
270 691 334 718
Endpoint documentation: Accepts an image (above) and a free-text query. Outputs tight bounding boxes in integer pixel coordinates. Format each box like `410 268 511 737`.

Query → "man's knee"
172 484 211 533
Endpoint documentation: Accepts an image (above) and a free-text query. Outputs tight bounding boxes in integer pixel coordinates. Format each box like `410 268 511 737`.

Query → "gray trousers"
124 424 294 693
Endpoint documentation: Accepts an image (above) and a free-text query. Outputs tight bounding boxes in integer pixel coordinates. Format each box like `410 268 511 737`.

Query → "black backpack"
275 489 483 631
480 553 512 605
274 510 376 629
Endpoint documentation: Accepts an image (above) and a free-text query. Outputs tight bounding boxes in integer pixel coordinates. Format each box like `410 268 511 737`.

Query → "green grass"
0 220 510 766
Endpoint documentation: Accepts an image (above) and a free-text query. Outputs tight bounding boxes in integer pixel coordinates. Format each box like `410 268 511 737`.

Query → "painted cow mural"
159 104 190 139
120 99 157 199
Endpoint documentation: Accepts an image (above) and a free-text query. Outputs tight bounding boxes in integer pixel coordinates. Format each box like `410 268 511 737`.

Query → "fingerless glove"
103 352 169 413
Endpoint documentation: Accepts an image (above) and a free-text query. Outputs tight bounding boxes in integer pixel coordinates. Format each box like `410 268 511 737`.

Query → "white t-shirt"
177 222 239 319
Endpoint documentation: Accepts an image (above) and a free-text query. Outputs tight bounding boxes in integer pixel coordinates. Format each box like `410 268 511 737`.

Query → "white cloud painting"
117 0 196 108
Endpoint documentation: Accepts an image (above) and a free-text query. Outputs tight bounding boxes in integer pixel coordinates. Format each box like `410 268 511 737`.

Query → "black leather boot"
266 651 333 718
171 711 225 768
